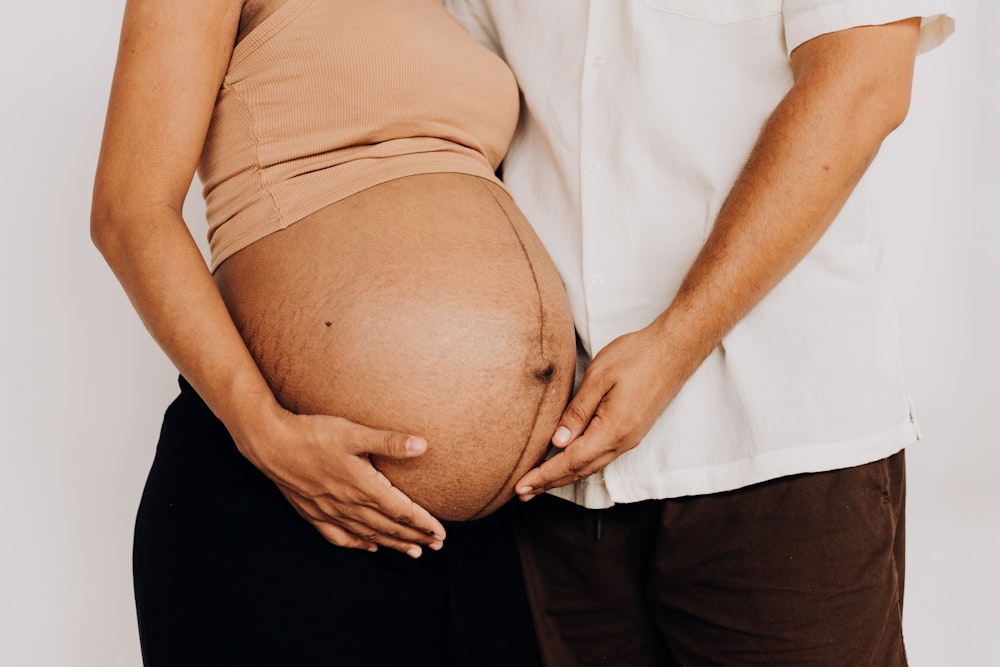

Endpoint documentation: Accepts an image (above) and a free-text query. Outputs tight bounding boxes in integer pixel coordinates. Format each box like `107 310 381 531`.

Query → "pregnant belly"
214 173 576 521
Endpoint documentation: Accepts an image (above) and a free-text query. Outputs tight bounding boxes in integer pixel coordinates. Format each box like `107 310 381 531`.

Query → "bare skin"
90 0 455 556
214 173 574 522
515 18 924 499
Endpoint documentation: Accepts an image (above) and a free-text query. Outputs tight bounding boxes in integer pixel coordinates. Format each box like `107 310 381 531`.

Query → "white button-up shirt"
445 0 955 507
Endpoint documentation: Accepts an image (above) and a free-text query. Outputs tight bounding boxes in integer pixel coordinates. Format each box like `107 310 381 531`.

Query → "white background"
1 1 996 665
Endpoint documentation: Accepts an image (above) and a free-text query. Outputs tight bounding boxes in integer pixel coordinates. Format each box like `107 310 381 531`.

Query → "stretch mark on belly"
473 178 554 517
239 299 299 408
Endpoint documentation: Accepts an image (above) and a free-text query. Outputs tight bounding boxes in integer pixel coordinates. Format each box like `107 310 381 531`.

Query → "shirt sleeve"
783 0 955 56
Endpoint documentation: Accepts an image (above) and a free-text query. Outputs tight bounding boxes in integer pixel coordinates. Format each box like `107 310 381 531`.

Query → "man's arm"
516 17 923 499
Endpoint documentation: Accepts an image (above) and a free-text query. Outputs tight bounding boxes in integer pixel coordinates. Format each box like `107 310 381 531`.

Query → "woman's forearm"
91 203 283 459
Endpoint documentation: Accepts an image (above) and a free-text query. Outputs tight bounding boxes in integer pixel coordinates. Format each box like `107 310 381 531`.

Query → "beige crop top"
198 0 519 269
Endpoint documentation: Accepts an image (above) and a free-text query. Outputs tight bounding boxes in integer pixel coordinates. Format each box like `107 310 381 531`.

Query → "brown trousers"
513 453 907 667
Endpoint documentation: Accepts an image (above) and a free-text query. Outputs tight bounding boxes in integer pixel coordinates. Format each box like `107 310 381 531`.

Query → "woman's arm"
92 0 445 556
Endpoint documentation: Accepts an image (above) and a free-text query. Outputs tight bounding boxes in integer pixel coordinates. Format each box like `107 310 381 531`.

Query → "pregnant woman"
91 1 575 664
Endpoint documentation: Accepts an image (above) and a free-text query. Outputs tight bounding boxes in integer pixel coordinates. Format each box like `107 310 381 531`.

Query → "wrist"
202 370 288 468
649 303 719 375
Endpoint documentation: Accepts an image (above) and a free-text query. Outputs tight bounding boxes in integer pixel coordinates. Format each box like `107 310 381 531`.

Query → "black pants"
133 378 540 667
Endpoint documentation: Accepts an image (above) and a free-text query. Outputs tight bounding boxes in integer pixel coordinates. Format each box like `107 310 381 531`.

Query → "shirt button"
590 274 605 288
592 55 607 68
588 160 602 172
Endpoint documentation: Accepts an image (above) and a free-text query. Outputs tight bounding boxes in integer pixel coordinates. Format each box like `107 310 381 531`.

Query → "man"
445 1 954 665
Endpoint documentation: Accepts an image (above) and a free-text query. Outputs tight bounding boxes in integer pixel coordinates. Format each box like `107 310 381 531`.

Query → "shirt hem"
550 418 920 508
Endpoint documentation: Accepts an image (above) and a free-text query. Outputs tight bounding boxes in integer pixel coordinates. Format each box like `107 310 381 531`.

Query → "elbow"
90 200 112 257
791 63 915 149
90 198 109 251
826 53 915 143
90 186 191 272
90 186 145 266
90 192 121 261
812 71 914 152
863 74 913 138
791 19 921 144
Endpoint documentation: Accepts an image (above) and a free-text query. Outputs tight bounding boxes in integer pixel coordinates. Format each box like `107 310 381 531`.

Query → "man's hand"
514 321 690 500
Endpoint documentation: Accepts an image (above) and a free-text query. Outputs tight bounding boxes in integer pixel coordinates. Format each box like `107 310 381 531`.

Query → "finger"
308 511 431 558
517 413 624 494
285 487 443 557
552 373 611 447
287 473 446 546
346 463 448 541
334 512 444 559
330 486 445 548
278 488 378 552
515 446 618 498
321 498 445 558
348 423 427 460
281 446 446 544
310 519 380 553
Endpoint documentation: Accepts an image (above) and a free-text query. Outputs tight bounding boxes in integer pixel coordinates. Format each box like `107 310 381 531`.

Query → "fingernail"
428 541 444 552
406 545 422 559
519 493 537 502
404 437 419 453
553 426 571 445
515 485 533 495
366 544 378 553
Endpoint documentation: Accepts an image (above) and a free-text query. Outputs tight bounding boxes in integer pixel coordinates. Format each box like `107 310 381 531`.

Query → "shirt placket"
578 1 616 354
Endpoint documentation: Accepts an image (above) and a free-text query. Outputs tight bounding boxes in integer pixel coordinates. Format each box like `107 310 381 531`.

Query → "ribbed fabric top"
198 0 519 269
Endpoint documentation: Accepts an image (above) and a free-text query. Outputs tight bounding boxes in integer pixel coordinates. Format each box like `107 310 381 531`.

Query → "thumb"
552 375 607 447
356 426 427 460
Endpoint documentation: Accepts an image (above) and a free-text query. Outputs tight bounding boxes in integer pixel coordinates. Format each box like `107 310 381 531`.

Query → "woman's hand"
238 404 447 557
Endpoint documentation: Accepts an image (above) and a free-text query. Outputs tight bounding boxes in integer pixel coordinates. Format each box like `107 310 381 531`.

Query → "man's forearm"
650 18 922 370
